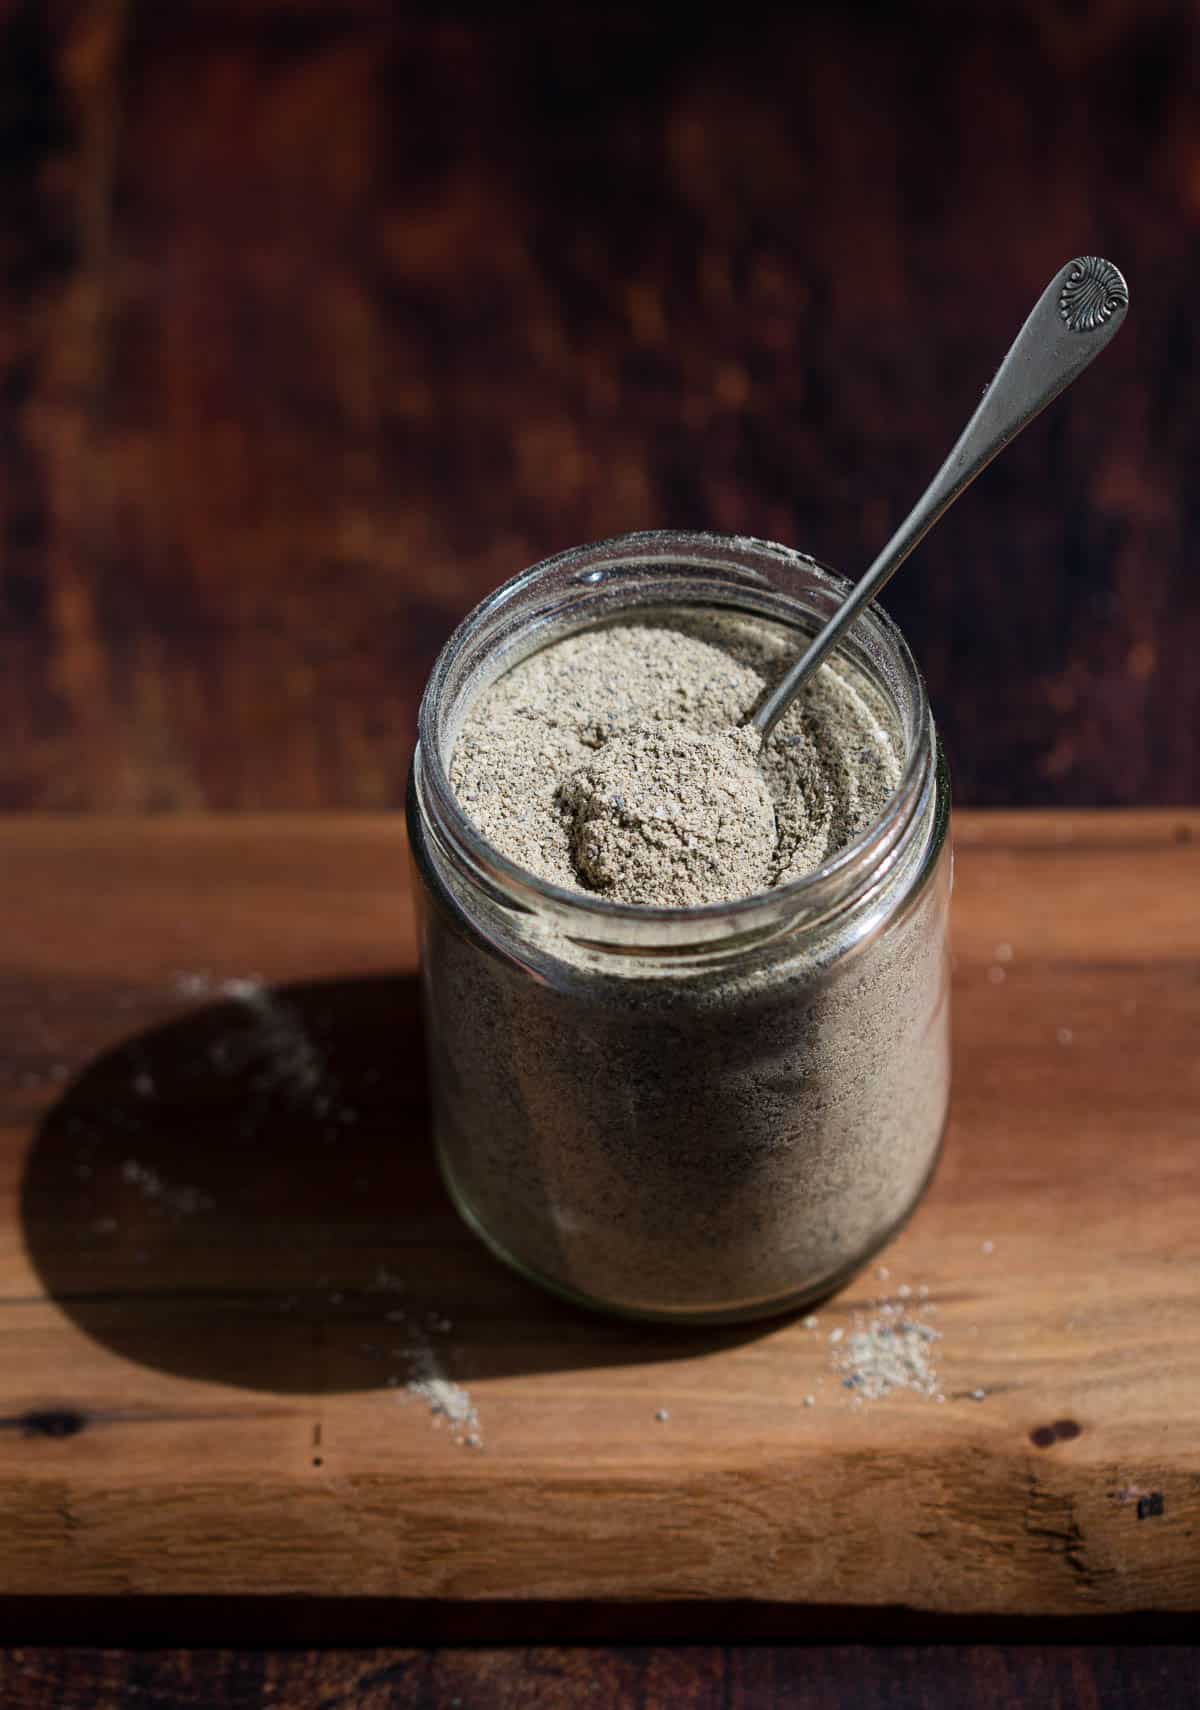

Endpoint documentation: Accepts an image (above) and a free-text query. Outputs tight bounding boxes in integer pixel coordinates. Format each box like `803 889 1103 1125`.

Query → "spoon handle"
751 256 1130 738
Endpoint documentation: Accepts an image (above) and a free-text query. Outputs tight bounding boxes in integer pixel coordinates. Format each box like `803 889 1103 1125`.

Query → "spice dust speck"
829 1290 942 1401
121 1159 214 1217
403 1335 481 1448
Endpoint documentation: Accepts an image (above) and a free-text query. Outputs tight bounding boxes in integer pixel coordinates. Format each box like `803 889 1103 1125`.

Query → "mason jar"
407 530 951 1324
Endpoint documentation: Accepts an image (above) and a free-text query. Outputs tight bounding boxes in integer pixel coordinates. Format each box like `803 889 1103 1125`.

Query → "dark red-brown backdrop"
2 0 1196 813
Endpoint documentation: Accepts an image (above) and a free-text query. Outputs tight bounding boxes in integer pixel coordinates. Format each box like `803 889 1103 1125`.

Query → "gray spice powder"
561 720 776 907
451 614 903 906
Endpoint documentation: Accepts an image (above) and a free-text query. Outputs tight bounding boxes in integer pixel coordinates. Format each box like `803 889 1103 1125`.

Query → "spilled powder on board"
367 1266 482 1448
174 973 331 1107
120 1158 215 1218
830 1289 943 1402
404 1332 482 1449
170 969 355 1135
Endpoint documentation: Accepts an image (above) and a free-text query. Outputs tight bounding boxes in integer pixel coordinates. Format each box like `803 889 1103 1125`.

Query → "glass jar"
407 530 951 1325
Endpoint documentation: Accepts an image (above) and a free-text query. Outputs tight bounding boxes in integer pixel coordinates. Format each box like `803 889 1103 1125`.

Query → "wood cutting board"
0 813 1197 1634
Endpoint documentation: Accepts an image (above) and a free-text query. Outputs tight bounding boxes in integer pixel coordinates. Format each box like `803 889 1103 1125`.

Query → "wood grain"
1 1 1198 811
1 812 1197 1633
2 1641 1199 1710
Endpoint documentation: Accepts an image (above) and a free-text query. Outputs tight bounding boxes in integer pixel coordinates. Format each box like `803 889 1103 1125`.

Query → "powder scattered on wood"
226 984 329 1105
403 1329 481 1448
831 1292 943 1401
172 971 333 1109
121 1158 214 1217
357 1266 482 1448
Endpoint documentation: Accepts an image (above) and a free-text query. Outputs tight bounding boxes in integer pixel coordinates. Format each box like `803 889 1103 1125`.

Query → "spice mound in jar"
450 612 903 908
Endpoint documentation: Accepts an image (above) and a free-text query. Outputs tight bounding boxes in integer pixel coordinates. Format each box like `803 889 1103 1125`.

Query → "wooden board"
1 812 1198 1628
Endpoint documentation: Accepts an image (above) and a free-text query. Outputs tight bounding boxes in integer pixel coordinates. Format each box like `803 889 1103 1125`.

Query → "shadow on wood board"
19 975 766 1393
0 1593 1194 1647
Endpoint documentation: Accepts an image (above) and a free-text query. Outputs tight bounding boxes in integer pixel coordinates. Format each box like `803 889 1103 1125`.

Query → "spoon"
750 256 1130 739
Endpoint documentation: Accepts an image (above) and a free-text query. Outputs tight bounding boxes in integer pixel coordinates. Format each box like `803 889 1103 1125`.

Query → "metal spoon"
750 256 1130 739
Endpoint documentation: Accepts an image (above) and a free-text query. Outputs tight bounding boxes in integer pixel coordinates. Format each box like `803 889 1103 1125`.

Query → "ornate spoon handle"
751 256 1130 739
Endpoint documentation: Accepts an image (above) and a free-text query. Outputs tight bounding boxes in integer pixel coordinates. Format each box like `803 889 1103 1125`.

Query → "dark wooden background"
1 1642 1198 1708
2 0 1198 1704
2 0 1198 813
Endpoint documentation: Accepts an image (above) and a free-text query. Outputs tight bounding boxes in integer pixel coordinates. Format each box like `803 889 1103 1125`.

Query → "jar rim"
415 529 934 943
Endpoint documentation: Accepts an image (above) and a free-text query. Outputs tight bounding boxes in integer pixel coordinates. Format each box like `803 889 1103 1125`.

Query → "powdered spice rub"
451 615 903 907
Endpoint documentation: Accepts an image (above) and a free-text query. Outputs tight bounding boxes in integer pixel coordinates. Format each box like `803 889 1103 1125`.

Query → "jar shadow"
21 974 769 1395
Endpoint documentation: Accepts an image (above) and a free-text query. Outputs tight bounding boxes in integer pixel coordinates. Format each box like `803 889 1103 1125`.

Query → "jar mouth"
415 530 934 947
